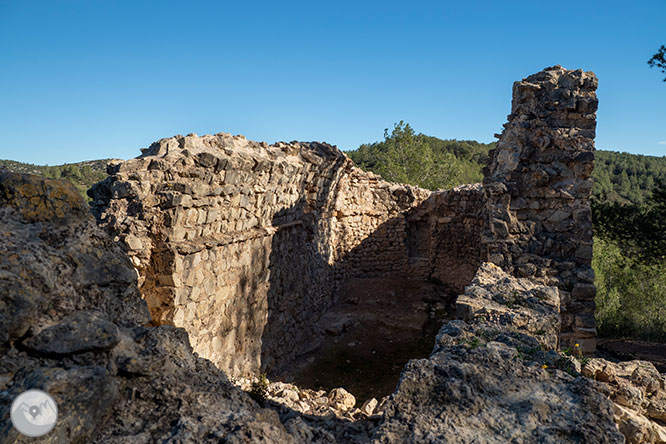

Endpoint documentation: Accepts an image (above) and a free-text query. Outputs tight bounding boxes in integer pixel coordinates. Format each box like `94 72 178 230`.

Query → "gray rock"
0 366 119 444
0 173 306 444
23 311 120 355
371 264 624 444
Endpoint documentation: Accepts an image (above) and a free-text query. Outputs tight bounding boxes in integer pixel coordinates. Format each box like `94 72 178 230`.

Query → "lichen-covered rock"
371 264 624 444
0 172 149 352
23 312 120 355
0 172 320 443
0 172 88 222
0 366 118 444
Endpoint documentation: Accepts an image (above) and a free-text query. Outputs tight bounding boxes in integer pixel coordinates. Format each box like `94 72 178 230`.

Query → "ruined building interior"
5 66 664 443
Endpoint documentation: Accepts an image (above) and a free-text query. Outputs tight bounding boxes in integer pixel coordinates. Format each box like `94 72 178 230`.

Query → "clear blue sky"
1 0 665 165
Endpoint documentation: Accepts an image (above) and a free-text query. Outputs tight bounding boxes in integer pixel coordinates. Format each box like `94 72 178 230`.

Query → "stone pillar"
483 65 598 352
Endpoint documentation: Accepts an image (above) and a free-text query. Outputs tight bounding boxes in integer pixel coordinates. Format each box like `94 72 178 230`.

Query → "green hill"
0 159 111 201
592 150 666 205
347 128 495 188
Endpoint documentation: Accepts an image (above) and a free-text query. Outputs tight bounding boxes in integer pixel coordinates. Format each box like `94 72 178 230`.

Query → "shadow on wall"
260 154 347 373
259 184 487 383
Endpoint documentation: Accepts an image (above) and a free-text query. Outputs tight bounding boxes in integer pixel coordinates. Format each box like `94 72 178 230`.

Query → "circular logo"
10 390 58 437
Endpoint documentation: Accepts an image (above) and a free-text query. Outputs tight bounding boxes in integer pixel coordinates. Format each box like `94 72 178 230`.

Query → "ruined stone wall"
94 135 336 375
329 182 486 294
483 65 598 351
90 65 600 376
327 167 429 280
405 184 486 293
91 134 468 376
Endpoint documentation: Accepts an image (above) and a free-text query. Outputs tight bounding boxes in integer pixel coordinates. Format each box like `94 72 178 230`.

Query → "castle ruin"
90 65 598 381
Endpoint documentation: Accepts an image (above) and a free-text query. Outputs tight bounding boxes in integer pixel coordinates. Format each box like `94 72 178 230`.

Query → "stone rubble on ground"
583 358 666 443
232 377 387 421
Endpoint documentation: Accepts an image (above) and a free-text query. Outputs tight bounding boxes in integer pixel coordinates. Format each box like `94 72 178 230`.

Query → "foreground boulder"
583 358 666 443
0 173 312 443
372 263 625 443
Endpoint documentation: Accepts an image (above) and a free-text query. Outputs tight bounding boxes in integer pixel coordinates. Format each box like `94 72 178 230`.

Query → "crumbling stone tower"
483 65 598 351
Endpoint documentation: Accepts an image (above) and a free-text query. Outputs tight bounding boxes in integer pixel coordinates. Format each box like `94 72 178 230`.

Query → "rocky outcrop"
372 263 624 443
583 358 666 443
483 65 598 351
0 172 324 443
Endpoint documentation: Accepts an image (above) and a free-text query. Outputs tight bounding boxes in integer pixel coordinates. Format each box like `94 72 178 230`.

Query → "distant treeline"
593 150 666 205
347 130 666 207
347 123 494 189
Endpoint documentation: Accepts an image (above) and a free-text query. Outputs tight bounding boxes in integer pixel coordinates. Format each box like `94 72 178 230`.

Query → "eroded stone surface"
372 263 624 444
0 172 328 443
23 311 120 355
584 358 666 443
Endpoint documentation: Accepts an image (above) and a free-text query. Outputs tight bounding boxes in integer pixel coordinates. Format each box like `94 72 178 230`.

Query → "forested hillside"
347 128 666 206
348 122 494 188
0 159 110 200
593 150 666 204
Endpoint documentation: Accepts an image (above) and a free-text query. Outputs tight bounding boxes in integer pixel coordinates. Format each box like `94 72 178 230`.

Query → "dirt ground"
279 277 456 405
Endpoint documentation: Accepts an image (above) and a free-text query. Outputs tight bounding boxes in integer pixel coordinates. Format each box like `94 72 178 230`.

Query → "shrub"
249 373 269 405
594 236 666 341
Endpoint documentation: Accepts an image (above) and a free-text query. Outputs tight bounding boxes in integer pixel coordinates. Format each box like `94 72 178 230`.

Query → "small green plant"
479 329 499 342
249 373 269 405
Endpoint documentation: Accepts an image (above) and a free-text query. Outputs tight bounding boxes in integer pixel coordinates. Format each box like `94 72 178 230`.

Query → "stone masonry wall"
90 65 600 376
405 184 486 293
91 134 483 377
483 65 598 351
